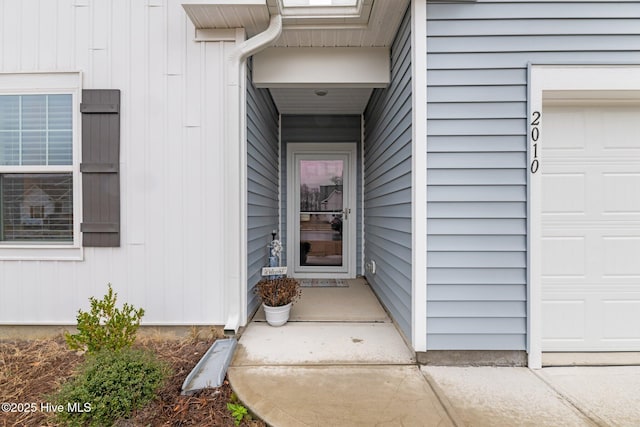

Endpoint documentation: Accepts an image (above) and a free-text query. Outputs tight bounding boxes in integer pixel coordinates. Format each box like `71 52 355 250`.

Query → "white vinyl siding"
0 0 230 325
426 0 640 350
363 6 412 339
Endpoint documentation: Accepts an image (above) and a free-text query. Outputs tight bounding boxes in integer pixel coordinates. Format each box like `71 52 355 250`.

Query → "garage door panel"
541 173 585 214
601 108 640 149
542 107 587 150
541 103 640 352
602 300 640 341
542 300 585 343
543 293 640 351
603 173 640 214
603 237 640 277
542 237 585 277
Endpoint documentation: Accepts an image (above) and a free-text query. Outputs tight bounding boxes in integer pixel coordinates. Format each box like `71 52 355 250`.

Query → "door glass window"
299 160 344 267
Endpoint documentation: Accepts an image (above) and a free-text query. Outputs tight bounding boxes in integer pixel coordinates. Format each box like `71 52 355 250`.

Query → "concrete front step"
232 322 415 366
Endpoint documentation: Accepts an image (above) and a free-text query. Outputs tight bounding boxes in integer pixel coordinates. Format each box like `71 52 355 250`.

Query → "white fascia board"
253 47 390 88
195 29 238 41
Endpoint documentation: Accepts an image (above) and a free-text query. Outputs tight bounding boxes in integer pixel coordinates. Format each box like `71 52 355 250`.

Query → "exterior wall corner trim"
411 0 428 352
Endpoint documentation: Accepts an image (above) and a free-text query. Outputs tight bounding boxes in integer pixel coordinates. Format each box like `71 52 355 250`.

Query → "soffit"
182 1 271 38
274 0 408 47
182 0 409 47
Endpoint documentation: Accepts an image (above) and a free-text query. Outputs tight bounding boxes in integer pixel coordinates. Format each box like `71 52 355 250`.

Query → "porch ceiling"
270 87 373 114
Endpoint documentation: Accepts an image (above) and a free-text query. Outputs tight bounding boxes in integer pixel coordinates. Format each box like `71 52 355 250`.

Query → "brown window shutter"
80 89 121 247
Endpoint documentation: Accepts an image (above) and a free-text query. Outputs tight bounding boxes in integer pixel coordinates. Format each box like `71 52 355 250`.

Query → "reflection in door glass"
299 160 343 267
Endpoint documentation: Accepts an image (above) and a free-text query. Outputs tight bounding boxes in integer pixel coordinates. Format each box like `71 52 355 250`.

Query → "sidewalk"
228 279 640 426
424 366 640 427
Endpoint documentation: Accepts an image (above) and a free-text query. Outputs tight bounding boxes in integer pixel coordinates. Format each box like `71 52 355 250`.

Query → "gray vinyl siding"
426 1 640 350
363 6 412 339
280 115 363 272
247 59 280 314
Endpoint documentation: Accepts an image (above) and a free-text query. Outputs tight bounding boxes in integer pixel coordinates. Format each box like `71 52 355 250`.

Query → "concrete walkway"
228 279 640 426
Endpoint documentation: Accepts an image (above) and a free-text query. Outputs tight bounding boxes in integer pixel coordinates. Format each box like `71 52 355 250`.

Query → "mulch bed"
0 336 265 426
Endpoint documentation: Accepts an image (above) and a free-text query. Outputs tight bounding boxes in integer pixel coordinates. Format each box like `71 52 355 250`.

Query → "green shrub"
65 284 145 353
53 347 169 427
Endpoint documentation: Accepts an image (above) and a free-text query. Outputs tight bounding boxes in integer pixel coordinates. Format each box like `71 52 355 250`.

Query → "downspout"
236 14 283 64
224 14 282 335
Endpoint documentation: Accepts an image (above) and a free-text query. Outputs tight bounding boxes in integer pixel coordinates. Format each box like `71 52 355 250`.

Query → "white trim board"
360 114 366 277
411 0 428 353
253 47 390 88
527 64 640 369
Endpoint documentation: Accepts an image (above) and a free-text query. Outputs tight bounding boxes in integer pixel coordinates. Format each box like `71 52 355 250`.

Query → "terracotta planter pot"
263 302 292 327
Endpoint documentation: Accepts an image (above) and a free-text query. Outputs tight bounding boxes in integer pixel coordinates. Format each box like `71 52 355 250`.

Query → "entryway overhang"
182 0 408 114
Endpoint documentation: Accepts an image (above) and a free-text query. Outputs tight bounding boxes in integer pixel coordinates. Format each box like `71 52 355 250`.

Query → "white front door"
287 143 357 278
541 102 640 352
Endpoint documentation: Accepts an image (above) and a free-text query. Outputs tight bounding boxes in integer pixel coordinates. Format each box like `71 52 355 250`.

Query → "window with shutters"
0 73 82 258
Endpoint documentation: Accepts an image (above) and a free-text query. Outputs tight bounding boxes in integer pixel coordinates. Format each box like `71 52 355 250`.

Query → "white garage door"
541 102 640 352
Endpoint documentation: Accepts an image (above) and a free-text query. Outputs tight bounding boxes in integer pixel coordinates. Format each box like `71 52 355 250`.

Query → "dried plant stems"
254 277 301 307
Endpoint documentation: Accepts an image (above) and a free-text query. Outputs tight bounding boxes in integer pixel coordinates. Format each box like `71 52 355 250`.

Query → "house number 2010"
530 111 541 174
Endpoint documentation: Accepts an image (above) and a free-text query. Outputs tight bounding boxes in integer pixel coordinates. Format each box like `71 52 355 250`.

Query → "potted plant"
254 236 300 326
255 276 301 326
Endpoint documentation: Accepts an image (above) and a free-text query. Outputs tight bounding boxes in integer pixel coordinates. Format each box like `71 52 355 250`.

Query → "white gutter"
224 14 283 335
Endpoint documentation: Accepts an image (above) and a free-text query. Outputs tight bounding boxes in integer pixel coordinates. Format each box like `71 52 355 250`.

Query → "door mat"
299 279 348 288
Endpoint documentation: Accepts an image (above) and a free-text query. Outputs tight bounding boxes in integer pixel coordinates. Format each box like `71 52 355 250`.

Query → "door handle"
342 208 351 220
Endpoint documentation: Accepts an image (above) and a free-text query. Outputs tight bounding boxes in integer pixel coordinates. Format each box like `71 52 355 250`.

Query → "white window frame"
280 0 363 17
277 0 373 25
0 72 83 260
528 64 640 369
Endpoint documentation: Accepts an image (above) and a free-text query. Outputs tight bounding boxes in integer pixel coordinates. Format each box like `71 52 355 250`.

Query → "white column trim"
278 114 283 251
361 113 366 276
528 64 543 370
411 0 428 352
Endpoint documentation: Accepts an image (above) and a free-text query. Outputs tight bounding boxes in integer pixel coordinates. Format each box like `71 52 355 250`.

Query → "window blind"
0 173 73 241
0 94 72 166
